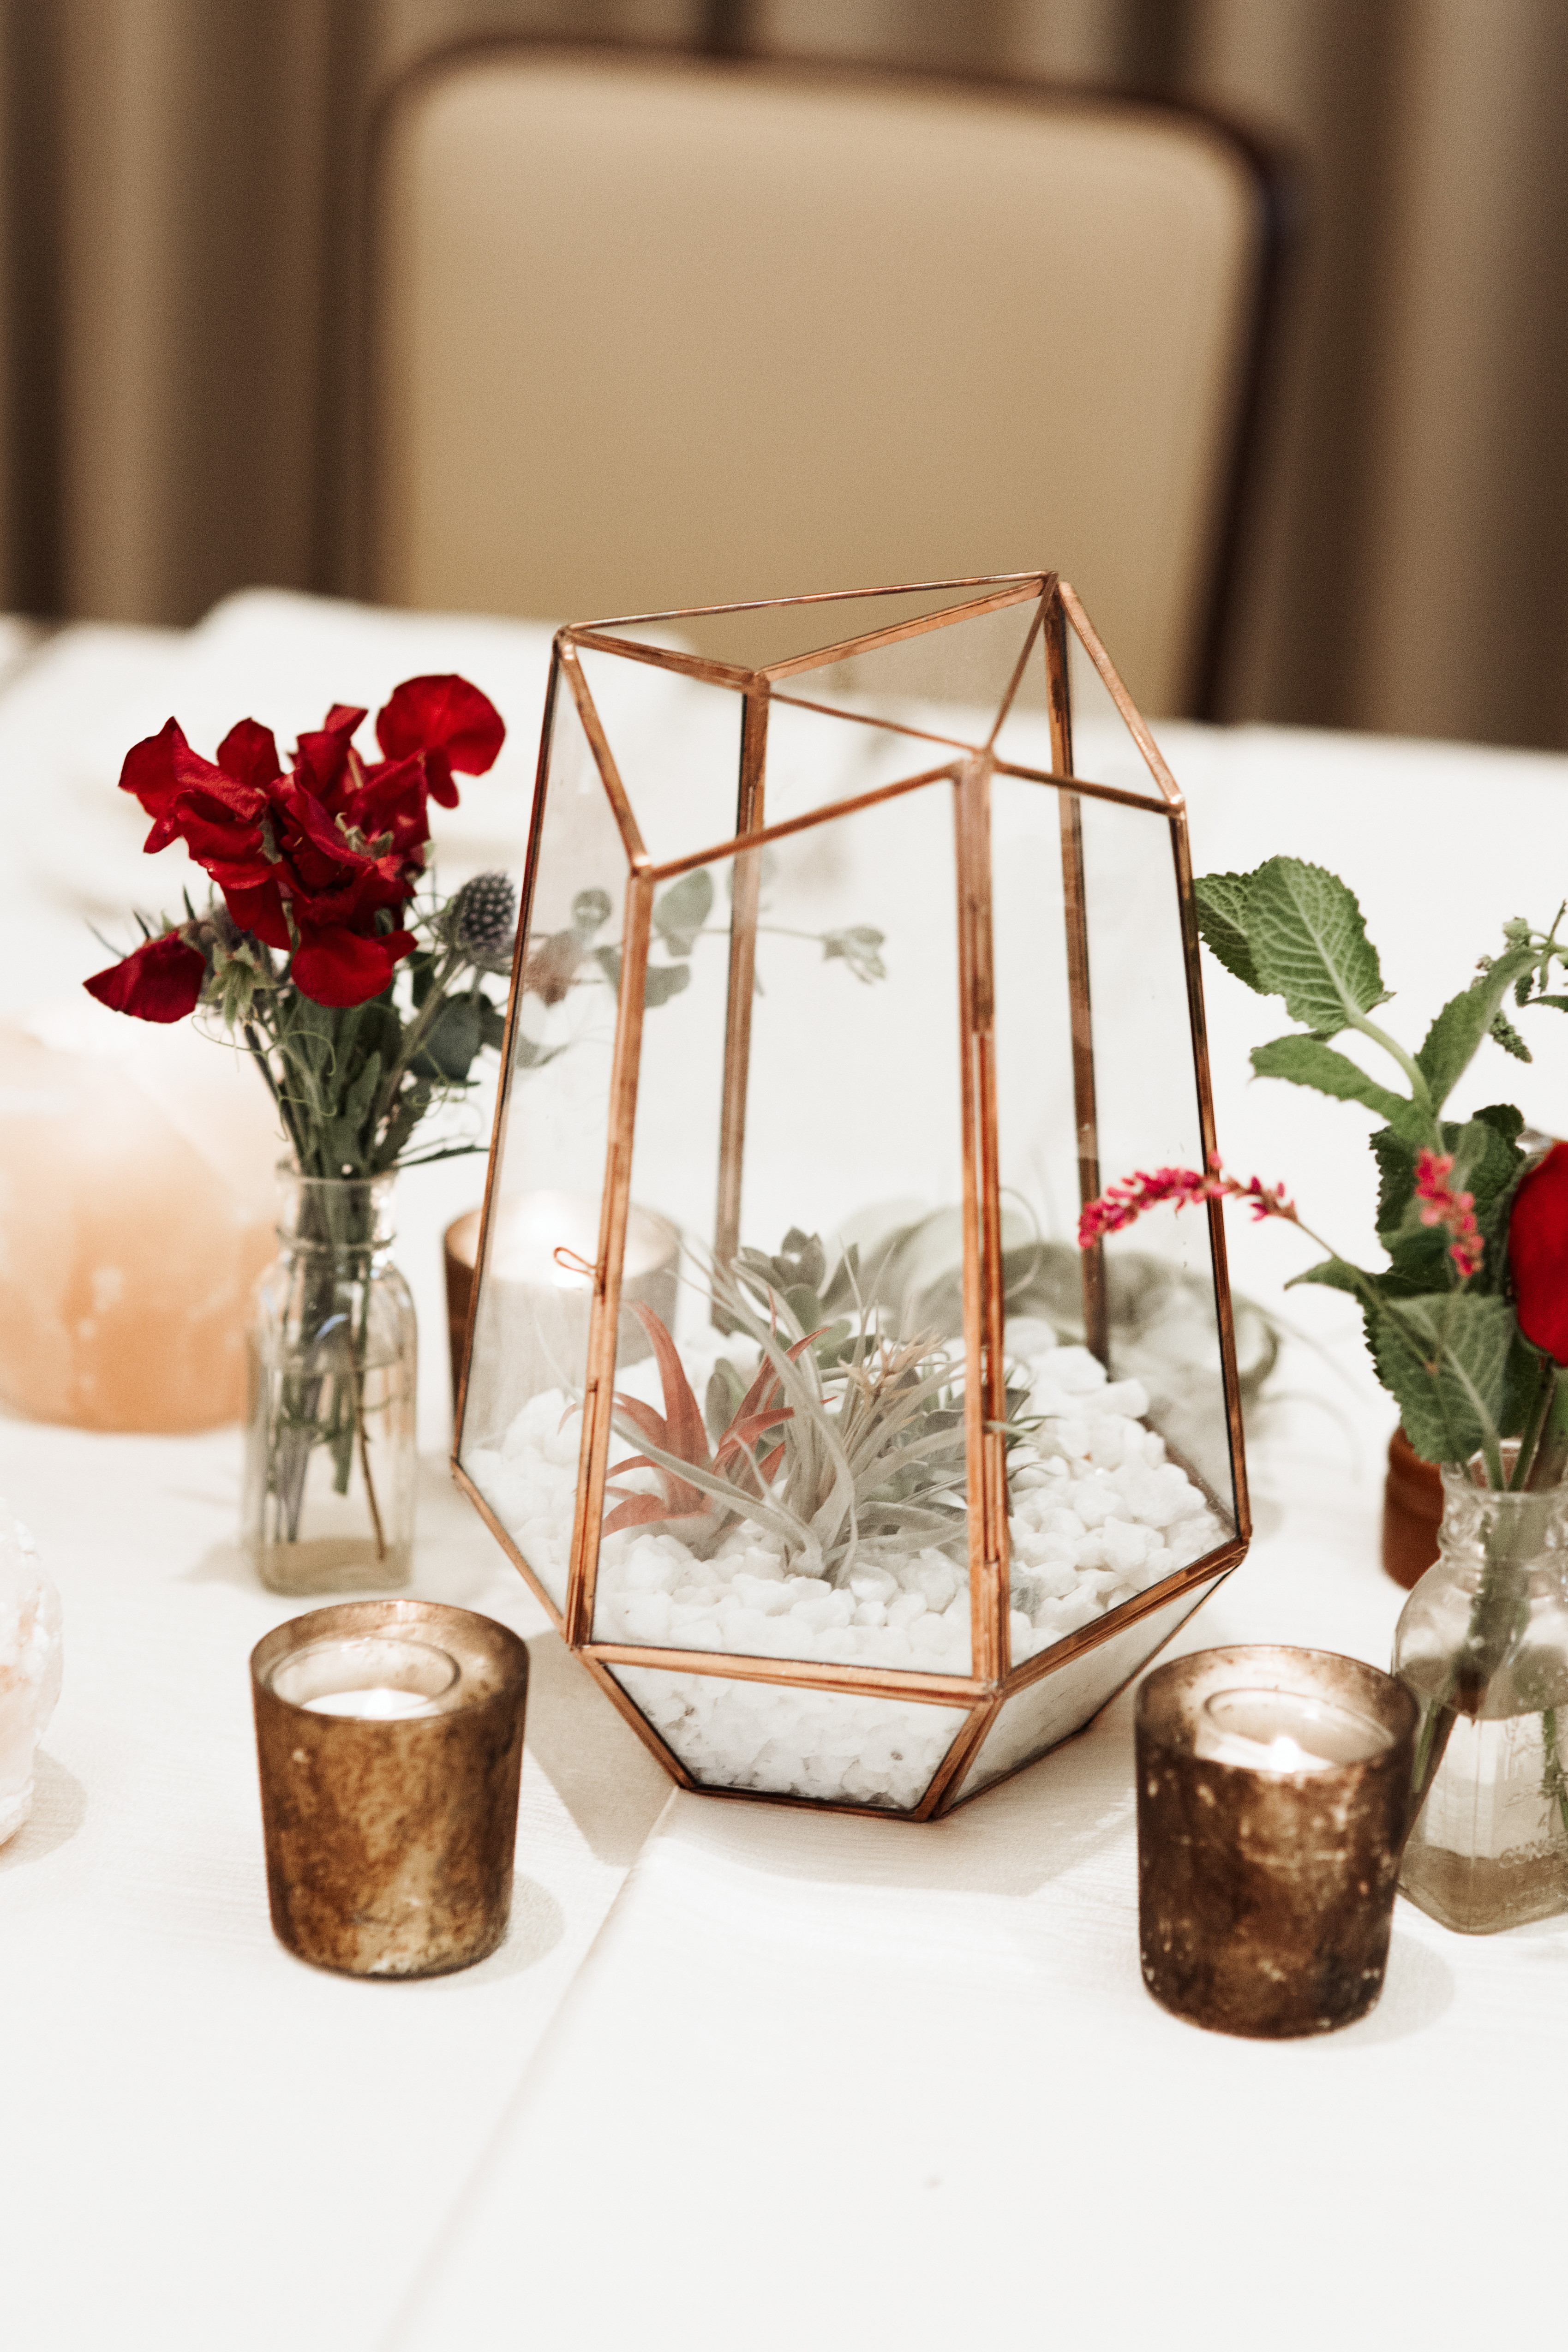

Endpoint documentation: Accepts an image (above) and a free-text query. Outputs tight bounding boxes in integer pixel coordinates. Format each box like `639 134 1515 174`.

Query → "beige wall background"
1 0 1564 748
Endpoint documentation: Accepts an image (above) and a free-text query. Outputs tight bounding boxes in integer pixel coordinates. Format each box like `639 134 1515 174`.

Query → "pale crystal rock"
0 997 278 1430
0 1500 63 1845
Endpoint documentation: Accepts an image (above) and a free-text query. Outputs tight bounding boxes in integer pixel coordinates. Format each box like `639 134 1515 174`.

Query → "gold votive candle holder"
1136 1645 1417 2039
251 1598 529 1978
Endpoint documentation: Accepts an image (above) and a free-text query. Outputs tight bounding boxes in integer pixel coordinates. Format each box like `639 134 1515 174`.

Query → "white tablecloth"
3 592 1566 2350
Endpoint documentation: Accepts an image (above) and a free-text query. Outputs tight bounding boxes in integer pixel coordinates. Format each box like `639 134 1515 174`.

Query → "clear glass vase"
1393 1453 1568 1933
243 1169 417 1595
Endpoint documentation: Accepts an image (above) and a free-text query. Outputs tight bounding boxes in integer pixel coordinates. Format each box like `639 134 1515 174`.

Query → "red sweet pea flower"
374 674 505 808
84 930 206 1023
119 718 232 852
1509 1142 1568 1363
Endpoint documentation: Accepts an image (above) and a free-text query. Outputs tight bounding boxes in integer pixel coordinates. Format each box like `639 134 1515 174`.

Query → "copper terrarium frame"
454 573 1251 1819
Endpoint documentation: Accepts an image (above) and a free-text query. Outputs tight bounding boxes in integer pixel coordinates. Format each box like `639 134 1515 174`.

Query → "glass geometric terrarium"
454 575 1251 1817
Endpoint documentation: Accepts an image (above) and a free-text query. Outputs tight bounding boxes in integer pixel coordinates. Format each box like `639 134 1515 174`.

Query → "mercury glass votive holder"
1136 1645 1417 2039
251 1598 529 1978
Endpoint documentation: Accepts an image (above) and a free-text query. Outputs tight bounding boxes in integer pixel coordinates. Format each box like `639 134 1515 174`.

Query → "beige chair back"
372 49 1278 715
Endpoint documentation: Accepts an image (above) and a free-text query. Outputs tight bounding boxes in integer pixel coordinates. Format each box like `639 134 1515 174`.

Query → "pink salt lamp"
0 998 279 1430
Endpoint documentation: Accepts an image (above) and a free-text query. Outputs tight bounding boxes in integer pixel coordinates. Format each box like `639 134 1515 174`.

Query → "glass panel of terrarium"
456 681 642 1611
990 766 1191 1666
952 1576 1225 1803
1053 607 1171 801
763 694 953 831
592 777 976 1677
772 589 1047 779
574 646 745 869
610 1663 972 1812
1077 789 1240 1536
599 583 1013 678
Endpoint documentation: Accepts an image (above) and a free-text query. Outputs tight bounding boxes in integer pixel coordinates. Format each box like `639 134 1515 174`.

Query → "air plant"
602 1249 975 1586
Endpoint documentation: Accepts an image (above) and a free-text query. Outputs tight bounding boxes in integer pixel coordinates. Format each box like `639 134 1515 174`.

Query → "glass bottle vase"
243 1168 417 1595
1393 1454 1568 1933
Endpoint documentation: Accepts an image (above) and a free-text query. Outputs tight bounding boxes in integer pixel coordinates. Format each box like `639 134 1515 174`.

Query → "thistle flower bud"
449 871 518 972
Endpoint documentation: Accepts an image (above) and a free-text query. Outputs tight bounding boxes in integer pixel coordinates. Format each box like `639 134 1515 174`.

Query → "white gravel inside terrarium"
465 1329 1224 1672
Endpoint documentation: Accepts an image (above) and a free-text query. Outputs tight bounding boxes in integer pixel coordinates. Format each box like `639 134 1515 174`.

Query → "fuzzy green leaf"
478 996 508 1053
1245 856 1390 1035
1192 870 1263 992
1368 1292 1514 1466
1415 946 1537 1110
1249 1033 1409 1124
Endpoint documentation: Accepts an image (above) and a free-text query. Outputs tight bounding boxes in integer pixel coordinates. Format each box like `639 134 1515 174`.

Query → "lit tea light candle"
1193 1686 1393 1775
451 1190 682 1434
1136 1646 1417 2040
302 1685 437 1720
252 1600 530 1978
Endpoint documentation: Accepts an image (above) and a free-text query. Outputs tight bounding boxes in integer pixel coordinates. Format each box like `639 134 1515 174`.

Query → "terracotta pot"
1382 1425 1443 1589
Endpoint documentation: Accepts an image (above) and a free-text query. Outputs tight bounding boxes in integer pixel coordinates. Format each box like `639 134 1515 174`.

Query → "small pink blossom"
1078 1155 1297 1250
1414 1147 1484 1280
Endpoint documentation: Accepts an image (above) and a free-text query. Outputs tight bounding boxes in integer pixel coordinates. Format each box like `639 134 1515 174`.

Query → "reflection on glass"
611 1663 972 1812
956 1579 1225 1802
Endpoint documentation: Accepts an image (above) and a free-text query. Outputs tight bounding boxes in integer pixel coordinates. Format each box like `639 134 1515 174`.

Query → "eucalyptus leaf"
413 995 484 1082
652 869 714 957
643 961 691 1009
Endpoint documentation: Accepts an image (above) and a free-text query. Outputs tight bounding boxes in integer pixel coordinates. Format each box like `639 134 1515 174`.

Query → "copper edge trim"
985 585 1053 750
922 1697 1004 1816
1170 805 1253 1542
566 869 654 1647
954 754 1006 1685
451 642 561 1467
999 1547 1245 1697
583 1643 986 1705
450 1460 567 1633
558 642 652 868
645 757 962 885
579 1653 700 1790
1058 581 1185 809
1048 594 1108 1369
563 629 757 694
760 578 1047 681
575 573 1048 635
714 686 769 1282
948 1572 1233 1810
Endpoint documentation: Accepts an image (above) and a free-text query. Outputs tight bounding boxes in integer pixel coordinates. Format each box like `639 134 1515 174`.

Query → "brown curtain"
2 0 1566 749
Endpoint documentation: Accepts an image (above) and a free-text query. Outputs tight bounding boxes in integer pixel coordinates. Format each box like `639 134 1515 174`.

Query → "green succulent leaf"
1192 869 1263 992
1245 856 1390 1035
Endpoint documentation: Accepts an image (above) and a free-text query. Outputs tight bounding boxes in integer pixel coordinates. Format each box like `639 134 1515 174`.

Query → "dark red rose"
1511 1143 1568 1363
374 674 504 808
84 931 205 1023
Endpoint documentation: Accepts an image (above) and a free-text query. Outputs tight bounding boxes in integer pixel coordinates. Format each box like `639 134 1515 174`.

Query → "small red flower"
84 931 206 1023
1078 1156 1296 1249
1414 1147 1484 1280
1509 1142 1568 1363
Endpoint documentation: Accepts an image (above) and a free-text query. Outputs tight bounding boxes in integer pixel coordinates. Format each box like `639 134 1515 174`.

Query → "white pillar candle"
1194 1686 1392 1775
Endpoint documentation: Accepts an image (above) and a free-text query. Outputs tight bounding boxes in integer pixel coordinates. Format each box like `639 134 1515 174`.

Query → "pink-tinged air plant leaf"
601 1303 807 1538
